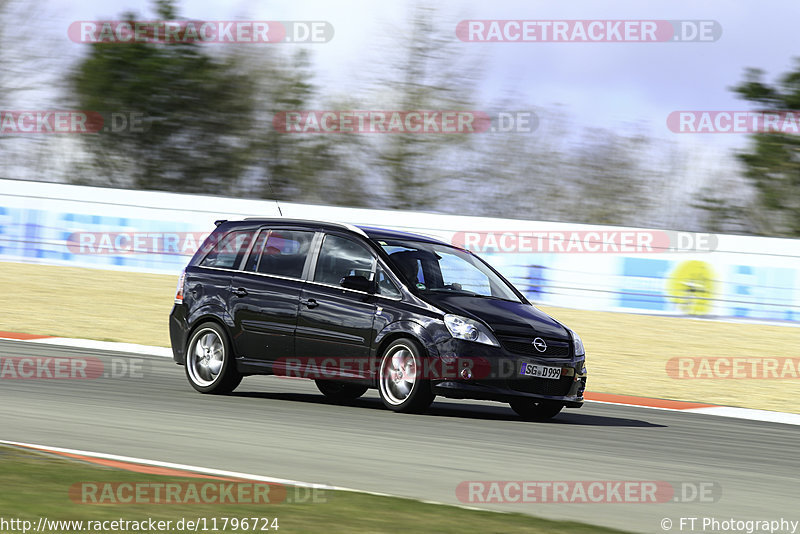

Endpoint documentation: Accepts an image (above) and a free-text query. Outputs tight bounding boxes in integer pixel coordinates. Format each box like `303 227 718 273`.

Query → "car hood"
421 293 570 340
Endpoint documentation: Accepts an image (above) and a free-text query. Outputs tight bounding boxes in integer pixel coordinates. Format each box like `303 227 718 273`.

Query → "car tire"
185 322 242 394
378 338 435 413
509 398 564 420
315 380 368 402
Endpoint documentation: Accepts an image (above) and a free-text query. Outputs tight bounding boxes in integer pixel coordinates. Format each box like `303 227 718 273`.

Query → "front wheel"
509 398 563 421
315 380 368 402
378 339 435 413
185 322 242 394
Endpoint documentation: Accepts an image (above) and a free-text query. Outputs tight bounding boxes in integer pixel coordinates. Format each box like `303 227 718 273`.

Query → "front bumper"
429 337 587 407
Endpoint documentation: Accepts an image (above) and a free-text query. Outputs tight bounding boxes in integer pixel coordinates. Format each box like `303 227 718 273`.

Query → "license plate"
519 362 561 380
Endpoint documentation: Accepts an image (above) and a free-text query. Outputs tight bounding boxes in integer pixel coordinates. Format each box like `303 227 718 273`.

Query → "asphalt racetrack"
1 339 797 533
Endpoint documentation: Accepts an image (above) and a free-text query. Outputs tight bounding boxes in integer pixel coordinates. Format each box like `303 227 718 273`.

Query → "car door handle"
232 287 248 297
301 298 319 308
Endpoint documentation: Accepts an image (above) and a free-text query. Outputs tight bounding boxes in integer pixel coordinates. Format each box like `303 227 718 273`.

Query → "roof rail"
241 217 367 237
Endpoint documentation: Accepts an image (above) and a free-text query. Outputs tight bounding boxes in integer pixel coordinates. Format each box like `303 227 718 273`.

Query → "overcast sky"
38 0 800 151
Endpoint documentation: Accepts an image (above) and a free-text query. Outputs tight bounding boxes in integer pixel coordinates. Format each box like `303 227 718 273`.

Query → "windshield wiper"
425 288 477 295
424 288 519 302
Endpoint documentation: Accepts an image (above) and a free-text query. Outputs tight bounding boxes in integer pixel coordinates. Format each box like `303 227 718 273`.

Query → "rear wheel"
185 322 242 394
315 380 368 402
378 339 435 413
509 398 563 421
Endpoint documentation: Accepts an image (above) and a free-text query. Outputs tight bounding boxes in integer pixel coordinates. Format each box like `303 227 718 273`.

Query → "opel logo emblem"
532 337 547 352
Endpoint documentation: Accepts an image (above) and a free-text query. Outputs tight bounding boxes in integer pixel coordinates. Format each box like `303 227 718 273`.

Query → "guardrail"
1 178 798 323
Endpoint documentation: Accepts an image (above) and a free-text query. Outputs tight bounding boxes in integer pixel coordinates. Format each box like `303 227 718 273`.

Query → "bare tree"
0 0 74 182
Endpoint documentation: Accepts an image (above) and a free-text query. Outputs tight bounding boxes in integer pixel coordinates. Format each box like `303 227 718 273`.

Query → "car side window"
246 229 314 279
199 230 256 269
384 247 424 286
243 230 268 272
314 234 375 287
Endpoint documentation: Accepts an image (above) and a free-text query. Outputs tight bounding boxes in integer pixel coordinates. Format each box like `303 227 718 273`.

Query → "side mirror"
340 275 376 293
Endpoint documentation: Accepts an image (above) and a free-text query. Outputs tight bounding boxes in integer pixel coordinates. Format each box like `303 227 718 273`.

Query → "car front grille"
498 336 571 358
507 376 573 397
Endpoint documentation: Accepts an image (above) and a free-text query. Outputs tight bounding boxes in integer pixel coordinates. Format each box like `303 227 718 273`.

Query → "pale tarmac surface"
1 339 797 533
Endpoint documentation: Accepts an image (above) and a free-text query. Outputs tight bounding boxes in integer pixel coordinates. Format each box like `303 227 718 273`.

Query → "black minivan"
169 219 587 420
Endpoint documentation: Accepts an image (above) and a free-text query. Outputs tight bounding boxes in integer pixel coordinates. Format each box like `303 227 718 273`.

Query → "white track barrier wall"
2 179 799 323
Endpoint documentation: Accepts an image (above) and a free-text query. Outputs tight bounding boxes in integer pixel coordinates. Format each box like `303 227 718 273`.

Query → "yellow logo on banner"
666 260 717 315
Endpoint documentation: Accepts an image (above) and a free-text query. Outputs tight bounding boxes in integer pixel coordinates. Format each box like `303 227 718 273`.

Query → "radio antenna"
265 175 284 217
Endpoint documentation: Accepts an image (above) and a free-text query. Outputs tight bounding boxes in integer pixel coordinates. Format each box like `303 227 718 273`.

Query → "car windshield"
376 238 522 303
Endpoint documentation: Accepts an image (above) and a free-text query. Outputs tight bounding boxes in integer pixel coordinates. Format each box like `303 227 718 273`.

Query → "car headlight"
443 314 499 346
569 328 585 356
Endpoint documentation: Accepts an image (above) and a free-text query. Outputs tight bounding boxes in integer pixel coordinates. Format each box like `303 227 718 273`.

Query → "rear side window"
248 229 314 279
199 230 255 269
314 234 375 286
